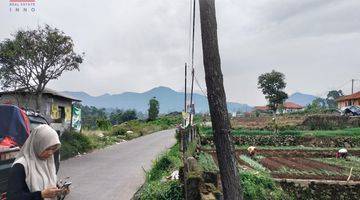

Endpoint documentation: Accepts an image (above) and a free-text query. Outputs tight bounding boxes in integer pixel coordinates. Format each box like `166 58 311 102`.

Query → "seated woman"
7 125 66 200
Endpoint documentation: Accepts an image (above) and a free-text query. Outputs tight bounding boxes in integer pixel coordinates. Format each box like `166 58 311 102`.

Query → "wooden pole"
199 0 243 199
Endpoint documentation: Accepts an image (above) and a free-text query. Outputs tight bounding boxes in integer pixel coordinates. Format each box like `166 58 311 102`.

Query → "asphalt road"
58 129 176 200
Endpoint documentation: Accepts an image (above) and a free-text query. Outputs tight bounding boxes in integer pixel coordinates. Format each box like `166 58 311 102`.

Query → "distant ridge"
62 86 253 114
287 92 318 106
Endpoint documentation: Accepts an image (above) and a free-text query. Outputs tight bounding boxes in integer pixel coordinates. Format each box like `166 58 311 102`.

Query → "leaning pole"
199 0 243 199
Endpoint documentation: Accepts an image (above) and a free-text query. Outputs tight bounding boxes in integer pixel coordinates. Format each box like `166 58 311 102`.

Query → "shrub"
60 131 94 160
111 126 127 136
96 119 112 131
302 115 350 130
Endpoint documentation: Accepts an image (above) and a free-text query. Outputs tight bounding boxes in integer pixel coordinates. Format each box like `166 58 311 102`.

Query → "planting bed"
235 149 360 158
205 148 360 181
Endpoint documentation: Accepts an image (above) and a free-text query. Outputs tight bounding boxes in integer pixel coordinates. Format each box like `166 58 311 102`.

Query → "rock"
201 193 216 200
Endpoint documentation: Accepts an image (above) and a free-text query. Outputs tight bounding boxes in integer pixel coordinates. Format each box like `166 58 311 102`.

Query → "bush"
96 119 112 131
301 115 360 130
60 131 95 160
111 126 127 136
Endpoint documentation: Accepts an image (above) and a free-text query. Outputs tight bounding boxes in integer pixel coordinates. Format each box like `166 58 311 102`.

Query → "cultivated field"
198 115 360 199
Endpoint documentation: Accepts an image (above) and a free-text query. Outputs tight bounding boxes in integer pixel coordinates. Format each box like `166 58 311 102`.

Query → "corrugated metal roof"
0 88 81 102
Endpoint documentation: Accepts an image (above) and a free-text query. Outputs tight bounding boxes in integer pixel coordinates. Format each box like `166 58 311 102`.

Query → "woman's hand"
41 186 62 198
61 187 70 195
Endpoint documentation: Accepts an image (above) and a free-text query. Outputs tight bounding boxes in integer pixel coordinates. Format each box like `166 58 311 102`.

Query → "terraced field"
205 148 360 182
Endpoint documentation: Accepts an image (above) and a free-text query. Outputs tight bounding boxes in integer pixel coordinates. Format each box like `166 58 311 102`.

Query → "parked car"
341 105 360 116
0 105 60 194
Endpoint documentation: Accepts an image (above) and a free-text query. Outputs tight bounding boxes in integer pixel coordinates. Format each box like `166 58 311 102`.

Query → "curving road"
58 129 176 200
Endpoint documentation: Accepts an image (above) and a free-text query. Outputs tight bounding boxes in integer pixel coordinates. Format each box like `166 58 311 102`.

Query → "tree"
305 98 327 113
0 24 84 111
326 90 343 108
110 109 124 125
80 105 108 129
258 70 288 113
122 109 137 122
148 97 159 121
109 109 137 125
199 0 243 199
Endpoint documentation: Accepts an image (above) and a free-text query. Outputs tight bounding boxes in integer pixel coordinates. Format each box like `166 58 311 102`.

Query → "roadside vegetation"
60 114 181 160
196 152 290 199
135 144 183 200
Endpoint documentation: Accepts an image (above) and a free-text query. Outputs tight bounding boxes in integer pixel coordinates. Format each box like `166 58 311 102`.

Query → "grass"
275 167 340 177
240 155 268 172
137 144 183 200
198 152 218 172
312 157 360 175
240 170 292 200
146 144 182 182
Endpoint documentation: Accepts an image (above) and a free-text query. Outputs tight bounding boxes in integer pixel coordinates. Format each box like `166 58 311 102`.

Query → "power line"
194 74 207 97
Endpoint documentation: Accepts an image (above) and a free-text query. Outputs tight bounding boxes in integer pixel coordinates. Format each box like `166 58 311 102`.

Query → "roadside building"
281 102 304 113
0 88 81 133
336 91 360 109
253 102 304 114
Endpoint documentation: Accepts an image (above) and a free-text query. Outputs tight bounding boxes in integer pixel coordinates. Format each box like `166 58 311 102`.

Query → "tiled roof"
336 92 360 102
283 102 304 109
254 102 303 111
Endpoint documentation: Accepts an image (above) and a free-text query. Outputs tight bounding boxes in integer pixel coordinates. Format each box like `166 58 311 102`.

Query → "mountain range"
62 86 252 113
61 87 318 113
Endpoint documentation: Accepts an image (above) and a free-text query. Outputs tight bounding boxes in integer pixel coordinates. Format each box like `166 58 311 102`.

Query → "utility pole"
199 0 243 199
184 63 188 127
189 67 195 125
352 79 354 94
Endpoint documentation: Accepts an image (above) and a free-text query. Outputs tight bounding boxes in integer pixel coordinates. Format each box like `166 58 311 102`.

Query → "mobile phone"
61 182 72 189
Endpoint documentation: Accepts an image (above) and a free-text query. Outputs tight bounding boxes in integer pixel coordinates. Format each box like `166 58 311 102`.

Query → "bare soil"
234 149 360 158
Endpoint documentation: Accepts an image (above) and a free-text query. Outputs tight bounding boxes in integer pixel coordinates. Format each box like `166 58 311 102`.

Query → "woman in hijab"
7 124 66 200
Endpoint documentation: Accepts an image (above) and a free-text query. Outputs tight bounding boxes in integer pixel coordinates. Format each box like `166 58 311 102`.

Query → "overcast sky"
1 0 360 106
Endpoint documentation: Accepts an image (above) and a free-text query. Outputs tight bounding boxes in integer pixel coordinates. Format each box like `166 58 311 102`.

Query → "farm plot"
206 148 360 181
247 150 360 181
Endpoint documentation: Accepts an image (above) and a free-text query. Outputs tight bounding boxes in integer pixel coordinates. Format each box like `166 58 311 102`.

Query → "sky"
1 0 360 106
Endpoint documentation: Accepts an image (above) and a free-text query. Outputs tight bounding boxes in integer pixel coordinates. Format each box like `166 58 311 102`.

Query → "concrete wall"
338 99 360 109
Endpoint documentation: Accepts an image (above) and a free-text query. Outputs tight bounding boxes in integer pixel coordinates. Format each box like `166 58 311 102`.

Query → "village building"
0 88 81 133
253 102 304 114
336 91 360 109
